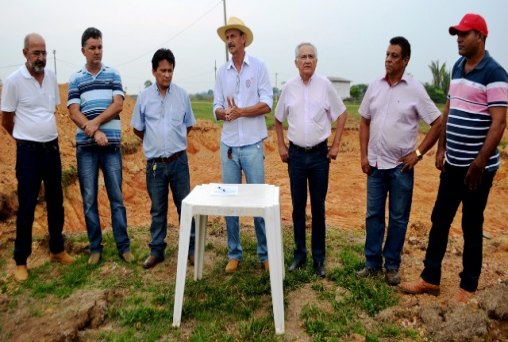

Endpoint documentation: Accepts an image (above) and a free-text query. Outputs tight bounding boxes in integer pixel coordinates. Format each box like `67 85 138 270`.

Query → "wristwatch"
415 149 423 161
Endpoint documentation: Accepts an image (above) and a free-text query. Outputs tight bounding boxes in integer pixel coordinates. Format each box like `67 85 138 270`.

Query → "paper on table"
210 183 239 196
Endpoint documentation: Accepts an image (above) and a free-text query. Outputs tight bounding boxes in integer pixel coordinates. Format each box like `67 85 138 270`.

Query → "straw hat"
217 16 253 47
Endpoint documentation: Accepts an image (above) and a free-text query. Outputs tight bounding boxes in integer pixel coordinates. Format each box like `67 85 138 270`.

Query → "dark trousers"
146 152 195 259
288 142 329 264
14 139 65 265
421 163 495 292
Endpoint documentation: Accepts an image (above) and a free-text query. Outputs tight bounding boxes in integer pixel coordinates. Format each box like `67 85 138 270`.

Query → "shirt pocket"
144 102 161 121
170 103 185 127
309 101 328 129
19 94 38 110
46 93 56 108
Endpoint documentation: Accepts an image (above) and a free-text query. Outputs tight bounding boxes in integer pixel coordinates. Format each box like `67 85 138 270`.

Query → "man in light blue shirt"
213 17 273 273
131 48 196 269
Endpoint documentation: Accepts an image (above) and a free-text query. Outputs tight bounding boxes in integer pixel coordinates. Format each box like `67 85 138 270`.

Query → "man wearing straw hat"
213 17 273 273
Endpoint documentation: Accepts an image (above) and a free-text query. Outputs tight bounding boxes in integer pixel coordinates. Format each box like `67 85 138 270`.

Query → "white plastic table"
172 183 285 334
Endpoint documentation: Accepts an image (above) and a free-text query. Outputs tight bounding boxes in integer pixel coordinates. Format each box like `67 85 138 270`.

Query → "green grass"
190 99 443 135
295 234 411 341
61 165 78 188
499 139 507 150
192 99 363 130
0 225 419 340
191 101 214 122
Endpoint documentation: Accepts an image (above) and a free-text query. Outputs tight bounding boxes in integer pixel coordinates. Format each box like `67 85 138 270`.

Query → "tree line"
139 59 450 104
350 60 450 104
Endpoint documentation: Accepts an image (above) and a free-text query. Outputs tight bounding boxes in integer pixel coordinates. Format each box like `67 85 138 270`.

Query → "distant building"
327 76 351 100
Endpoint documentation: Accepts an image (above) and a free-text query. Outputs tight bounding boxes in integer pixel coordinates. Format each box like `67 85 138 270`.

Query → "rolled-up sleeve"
358 84 373 119
184 91 196 127
257 61 273 109
274 83 287 122
131 92 145 131
212 69 225 121
327 82 346 122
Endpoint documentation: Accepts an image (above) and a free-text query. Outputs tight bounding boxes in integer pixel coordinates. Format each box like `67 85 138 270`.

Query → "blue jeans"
76 145 130 254
364 165 413 270
14 139 65 265
421 163 495 292
288 142 329 264
220 141 267 262
146 152 195 259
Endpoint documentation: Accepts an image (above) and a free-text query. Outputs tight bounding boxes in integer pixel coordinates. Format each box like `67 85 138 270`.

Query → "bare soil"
0 86 507 340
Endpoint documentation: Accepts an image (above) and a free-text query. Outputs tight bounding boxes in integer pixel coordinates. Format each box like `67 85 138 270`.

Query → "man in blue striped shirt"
68 27 132 265
400 13 508 304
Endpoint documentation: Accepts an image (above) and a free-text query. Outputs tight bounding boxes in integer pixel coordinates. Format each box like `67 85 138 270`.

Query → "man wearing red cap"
400 14 508 304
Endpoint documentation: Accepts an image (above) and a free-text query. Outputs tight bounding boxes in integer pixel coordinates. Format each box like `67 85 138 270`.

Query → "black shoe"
288 259 306 272
143 255 164 269
313 262 326 278
384 269 401 286
356 267 381 278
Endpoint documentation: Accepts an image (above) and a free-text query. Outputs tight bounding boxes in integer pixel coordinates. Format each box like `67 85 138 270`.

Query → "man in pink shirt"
357 36 442 285
275 42 348 277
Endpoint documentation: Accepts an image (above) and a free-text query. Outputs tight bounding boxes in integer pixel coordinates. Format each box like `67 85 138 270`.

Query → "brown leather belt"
148 150 184 164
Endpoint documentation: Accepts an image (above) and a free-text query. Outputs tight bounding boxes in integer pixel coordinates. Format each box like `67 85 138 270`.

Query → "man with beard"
1 33 74 282
213 17 273 273
400 14 508 304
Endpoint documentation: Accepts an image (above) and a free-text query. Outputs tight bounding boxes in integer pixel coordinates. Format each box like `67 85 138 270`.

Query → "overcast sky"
1 0 507 95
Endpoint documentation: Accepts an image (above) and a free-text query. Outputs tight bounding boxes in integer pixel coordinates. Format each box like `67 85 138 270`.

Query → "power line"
55 57 81 69
222 0 228 62
0 64 22 70
115 1 222 68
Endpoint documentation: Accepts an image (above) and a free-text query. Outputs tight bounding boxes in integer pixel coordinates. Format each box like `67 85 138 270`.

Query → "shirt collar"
298 72 316 84
382 72 409 86
226 53 250 70
20 64 46 80
458 50 490 72
154 83 171 96
81 63 106 75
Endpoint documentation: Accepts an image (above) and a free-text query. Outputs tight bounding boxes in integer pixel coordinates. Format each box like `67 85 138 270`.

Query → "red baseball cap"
449 13 488 36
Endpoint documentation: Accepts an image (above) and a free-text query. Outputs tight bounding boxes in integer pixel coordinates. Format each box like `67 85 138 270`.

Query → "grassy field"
0 225 417 341
191 100 362 129
191 100 441 132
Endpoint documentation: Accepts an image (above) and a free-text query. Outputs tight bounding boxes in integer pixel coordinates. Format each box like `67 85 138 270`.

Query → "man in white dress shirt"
275 42 348 277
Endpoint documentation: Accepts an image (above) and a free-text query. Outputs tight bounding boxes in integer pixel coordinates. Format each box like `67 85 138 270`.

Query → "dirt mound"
3 289 108 341
1 86 508 243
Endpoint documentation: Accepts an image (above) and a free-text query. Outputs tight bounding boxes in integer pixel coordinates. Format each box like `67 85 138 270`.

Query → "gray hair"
294 42 318 59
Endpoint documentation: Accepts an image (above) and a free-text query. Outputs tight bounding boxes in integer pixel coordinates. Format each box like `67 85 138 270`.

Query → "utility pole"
53 50 57 77
223 0 228 62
